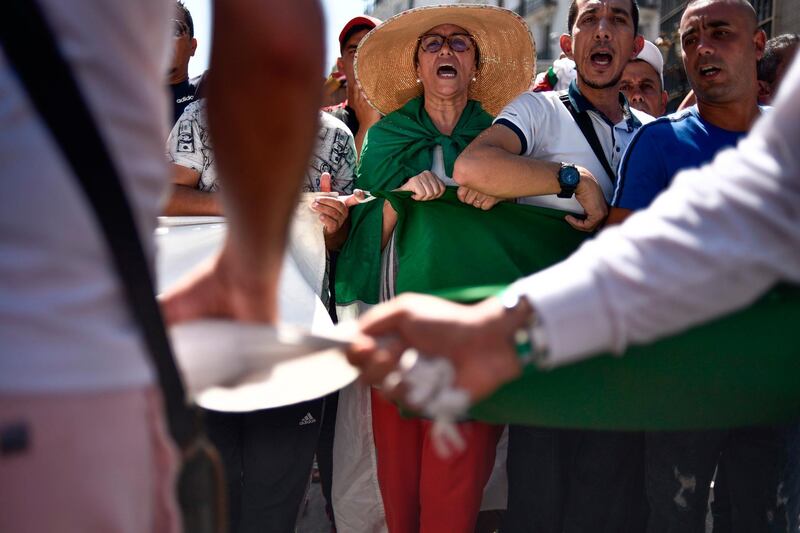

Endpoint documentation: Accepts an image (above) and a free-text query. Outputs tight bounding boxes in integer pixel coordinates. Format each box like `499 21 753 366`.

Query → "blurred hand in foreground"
347 293 526 405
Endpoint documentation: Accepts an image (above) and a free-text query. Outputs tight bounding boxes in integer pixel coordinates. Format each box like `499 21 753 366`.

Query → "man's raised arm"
453 124 560 197
453 124 608 231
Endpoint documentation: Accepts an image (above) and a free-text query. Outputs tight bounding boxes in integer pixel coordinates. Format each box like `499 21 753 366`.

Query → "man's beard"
578 70 623 90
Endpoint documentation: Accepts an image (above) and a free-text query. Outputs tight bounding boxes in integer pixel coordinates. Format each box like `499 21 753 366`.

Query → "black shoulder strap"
0 0 196 448
559 93 617 185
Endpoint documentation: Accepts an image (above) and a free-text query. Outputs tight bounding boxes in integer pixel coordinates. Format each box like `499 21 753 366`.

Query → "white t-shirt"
494 87 653 213
168 105 356 195
0 0 171 392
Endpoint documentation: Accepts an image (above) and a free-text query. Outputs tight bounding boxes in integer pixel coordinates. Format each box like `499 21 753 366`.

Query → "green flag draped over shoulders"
335 96 492 306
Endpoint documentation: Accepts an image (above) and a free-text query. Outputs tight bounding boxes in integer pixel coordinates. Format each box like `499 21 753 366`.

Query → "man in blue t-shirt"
607 0 765 225
605 1 790 531
611 108 747 212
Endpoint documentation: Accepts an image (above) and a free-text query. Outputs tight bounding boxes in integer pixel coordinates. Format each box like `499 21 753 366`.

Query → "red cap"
338 15 381 50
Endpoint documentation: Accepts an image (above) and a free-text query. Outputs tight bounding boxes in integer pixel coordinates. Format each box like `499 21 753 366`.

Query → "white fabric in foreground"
169 320 356 412
289 192 330 297
154 201 357 410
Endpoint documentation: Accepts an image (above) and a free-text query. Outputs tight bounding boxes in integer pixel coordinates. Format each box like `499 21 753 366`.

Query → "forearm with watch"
556 162 581 198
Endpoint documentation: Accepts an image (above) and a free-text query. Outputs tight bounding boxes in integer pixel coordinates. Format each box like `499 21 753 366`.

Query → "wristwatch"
500 288 548 367
556 163 580 198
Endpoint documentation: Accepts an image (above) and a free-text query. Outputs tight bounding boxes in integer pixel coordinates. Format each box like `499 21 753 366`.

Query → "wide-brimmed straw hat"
354 4 536 116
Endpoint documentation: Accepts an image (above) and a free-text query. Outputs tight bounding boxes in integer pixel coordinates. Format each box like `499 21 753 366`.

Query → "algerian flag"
377 188 800 430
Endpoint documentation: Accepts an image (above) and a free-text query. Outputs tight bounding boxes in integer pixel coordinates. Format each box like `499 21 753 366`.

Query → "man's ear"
337 57 344 73
660 90 668 116
190 37 198 57
631 34 644 59
560 34 574 60
753 29 767 61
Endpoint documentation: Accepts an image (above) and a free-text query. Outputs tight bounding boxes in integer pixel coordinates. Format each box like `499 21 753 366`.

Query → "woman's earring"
472 76 477 82
416 78 421 84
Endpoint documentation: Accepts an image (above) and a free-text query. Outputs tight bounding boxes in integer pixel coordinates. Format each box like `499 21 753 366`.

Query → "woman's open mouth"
437 64 458 78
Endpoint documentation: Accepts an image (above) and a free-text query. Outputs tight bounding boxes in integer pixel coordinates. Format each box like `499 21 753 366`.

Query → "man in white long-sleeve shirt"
346 51 800 449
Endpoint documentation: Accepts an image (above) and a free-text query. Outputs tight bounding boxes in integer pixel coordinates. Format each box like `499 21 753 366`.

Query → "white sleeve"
309 113 356 194
513 57 800 367
166 101 215 190
333 125 356 195
493 92 544 157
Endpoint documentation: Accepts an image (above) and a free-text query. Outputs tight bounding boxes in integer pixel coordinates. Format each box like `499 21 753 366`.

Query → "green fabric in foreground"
382 190 800 430
469 284 800 430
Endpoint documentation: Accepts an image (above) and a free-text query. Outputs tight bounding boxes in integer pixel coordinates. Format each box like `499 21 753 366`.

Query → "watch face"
560 166 580 187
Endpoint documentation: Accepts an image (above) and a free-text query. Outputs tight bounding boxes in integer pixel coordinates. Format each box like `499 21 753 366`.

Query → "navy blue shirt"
169 72 206 125
612 106 753 210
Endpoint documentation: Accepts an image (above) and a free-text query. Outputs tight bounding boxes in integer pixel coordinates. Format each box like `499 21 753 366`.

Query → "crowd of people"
2 0 799 532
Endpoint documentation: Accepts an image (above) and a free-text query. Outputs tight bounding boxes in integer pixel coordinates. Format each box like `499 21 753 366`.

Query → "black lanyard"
560 93 618 185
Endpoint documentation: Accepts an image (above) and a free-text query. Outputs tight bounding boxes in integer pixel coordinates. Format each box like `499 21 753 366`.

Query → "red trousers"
371 388 503 533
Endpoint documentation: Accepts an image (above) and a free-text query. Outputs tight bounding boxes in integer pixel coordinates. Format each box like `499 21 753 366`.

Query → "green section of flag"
469 284 800 430
546 66 558 88
382 189 588 295
382 189 800 430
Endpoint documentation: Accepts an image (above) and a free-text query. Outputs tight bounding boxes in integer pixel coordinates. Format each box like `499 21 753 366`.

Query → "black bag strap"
0 0 196 448
559 93 617 185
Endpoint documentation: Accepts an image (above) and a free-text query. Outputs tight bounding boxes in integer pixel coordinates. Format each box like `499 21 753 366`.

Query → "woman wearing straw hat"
335 5 534 532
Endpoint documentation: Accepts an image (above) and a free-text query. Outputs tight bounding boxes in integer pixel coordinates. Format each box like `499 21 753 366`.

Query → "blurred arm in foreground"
161 0 324 324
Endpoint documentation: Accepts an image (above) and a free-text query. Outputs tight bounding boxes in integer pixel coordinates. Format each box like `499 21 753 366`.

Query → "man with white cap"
619 39 667 117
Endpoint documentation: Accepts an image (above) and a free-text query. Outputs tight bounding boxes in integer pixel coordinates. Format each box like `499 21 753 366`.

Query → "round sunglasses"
418 33 475 54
